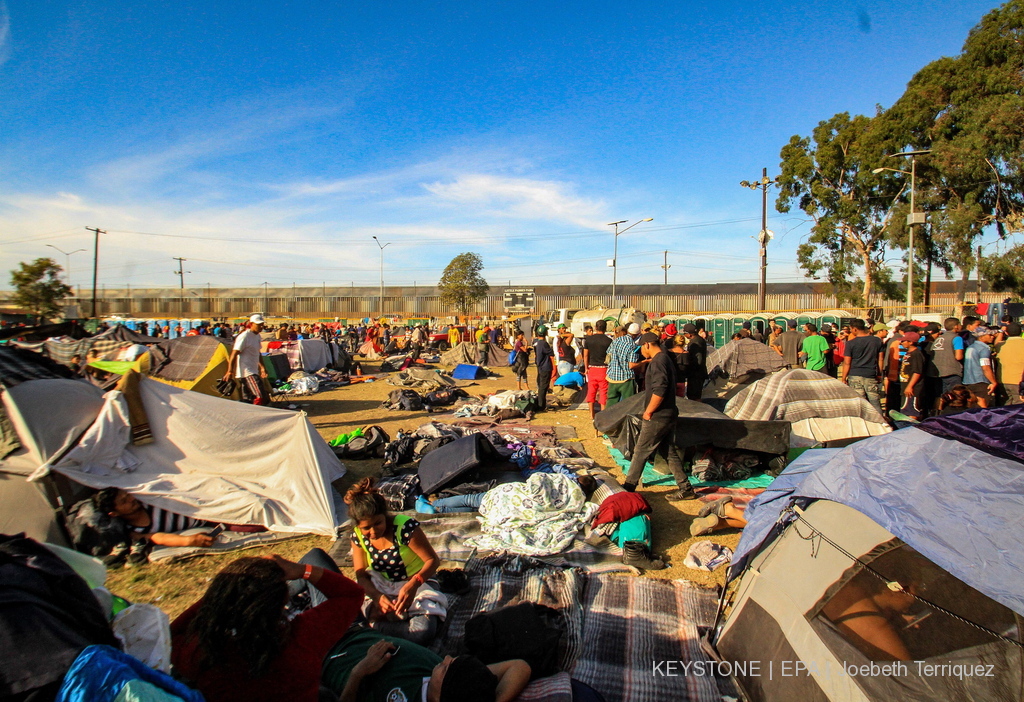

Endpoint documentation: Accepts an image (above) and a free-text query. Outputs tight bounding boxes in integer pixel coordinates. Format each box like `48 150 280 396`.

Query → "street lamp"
45 245 86 288
873 149 930 319
372 236 391 318
608 218 653 303
740 169 779 312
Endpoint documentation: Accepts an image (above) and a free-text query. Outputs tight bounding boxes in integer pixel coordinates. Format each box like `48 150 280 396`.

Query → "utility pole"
372 236 390 318
85 227 106 319
977 245 983 300
661 250 670 285
740 169 777 313
173 258 190 317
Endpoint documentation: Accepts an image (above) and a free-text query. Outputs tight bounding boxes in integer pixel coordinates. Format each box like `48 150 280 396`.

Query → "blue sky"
0 0 1003 292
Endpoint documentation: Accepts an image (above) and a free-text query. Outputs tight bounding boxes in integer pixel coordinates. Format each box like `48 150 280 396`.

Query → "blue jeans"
289 548 341 608
432 493 485 513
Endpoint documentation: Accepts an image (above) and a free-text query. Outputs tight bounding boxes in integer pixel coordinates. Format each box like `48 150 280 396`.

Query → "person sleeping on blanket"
346 477 447 645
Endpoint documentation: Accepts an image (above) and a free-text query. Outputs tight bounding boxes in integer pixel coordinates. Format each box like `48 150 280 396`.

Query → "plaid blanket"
705 338 785 379
149 336 228 382
725 368 887 424
570 577 726 702
430 554 588 674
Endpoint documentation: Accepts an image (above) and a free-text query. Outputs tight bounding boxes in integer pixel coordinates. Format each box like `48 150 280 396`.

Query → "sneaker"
622 482 637 493
102 542 130 567
622 541 666 571
415 496 436 514
665 487 697 502
126 539 152 567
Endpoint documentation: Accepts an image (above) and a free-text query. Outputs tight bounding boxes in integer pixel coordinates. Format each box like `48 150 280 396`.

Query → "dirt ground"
108 366 742 617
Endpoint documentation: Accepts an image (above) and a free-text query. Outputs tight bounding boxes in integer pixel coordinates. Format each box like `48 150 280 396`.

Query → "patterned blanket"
467 473 599 556
432 555 731 702
570 576 727 702
705 337 785 379
725 368 887 424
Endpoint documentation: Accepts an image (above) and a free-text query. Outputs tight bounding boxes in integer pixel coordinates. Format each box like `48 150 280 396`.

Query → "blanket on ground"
387 367 467 390
468 473 598 556
569 575 727 702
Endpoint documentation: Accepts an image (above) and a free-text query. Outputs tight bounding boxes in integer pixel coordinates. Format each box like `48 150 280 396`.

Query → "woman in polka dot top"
346 477 447 644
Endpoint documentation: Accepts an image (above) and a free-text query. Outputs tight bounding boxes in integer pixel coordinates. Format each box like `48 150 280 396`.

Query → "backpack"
331 425 390 459
464 602 565 679
508 349 518 365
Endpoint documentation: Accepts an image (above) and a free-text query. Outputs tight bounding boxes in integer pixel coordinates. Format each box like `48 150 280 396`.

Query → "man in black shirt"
583 319 613 421
532 325 554 412
622 333 696 501
841 319 884 415
680 324 707 400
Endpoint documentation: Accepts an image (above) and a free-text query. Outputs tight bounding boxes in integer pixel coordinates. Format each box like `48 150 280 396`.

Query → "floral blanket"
467 473 598 556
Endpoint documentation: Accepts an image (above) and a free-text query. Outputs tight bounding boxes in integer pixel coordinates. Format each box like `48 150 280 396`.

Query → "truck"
539 306 647 339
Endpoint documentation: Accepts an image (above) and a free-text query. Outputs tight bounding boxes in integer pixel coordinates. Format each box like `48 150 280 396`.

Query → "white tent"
12 377 344 536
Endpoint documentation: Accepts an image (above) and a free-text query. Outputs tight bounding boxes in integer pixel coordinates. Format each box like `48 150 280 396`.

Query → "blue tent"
731 405 1024 616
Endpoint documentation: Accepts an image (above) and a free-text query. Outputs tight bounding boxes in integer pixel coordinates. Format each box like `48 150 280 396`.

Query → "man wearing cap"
324 630 531 702
680 323 708 400
898 331 926 419
606 324 643 409
841 320 884 415
963 326 998 407
994 322 1024 406
771 319 804 368
622 333 696 501
224 315 270 405
924 318 965 407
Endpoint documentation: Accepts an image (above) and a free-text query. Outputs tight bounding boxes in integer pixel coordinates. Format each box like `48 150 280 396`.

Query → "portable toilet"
712 314 733 348
749 314 771 338
773 313 794 330
820 309 857 330
730 313 749 338
693 315 712 334
796 312 820 329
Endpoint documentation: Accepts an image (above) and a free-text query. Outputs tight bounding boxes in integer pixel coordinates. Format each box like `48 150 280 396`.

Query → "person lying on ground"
323 630 532 702
689 496 748 536
95 487 215 549
416 474 598 515
171 551 364 702
347 477 446 645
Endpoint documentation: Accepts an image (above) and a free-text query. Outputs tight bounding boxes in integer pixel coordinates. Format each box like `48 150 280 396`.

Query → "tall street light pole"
372 236 391 318
45 245 86 288
607 218 653 304
740 168 778 312
873 149 930 319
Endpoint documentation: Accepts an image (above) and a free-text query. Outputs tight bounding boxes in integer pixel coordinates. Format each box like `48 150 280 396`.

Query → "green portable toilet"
796 312 819 329
773 314 794 330
693 315 712 335
820 309 857 330
749 314 771 338
730 314 749 338
712 314 733 347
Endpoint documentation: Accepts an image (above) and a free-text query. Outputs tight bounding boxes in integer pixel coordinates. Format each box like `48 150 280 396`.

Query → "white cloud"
422 174 606 228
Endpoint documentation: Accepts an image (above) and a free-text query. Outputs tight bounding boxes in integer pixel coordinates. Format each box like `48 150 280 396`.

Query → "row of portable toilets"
106 319 208 338
659 310 860 349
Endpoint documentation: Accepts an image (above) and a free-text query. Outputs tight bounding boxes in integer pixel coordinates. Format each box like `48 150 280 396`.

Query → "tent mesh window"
807 540 1024 698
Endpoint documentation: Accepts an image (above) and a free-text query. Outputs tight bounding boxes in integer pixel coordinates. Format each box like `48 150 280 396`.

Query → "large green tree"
10 258 73 323
438 252 489 316
776 112 904 306
875 0 1024 299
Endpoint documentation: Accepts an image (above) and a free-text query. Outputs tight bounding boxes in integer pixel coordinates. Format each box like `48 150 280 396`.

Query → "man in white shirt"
224 313 269 405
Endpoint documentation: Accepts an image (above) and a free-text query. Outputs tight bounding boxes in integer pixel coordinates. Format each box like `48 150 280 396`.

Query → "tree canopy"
10 258 73 323
779 0 1024 304
437 252 489 316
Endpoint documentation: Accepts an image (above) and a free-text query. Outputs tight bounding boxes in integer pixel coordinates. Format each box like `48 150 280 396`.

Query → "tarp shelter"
712 406 1024 701
0 346 77 388
5 377 345 536
441 341 509 368
724 368 891 447
146 335 242 400
0 380 109 546
594 393 790 457
705 337 786 381
0 321 90 342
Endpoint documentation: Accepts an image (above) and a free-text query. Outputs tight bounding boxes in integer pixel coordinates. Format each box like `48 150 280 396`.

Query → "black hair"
850 319 867 332
93 487 122 515
595 319 607 333
344 477 390 522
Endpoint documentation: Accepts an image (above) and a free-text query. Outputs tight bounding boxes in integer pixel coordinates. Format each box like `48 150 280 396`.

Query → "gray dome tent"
708 406 1024 701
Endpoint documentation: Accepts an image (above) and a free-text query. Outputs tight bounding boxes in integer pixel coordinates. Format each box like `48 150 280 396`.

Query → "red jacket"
171 570 364 702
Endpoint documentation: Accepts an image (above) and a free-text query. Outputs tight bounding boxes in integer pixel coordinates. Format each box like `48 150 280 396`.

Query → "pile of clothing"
689 447 762 483
381 387 468 412
386 367 463 392
452 389 536 420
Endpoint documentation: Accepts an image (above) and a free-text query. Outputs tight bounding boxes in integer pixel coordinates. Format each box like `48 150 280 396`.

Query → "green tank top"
322 629 441 701
353 514 424 582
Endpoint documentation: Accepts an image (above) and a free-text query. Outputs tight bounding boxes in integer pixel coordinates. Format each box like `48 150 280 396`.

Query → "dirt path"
109 366 742 616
